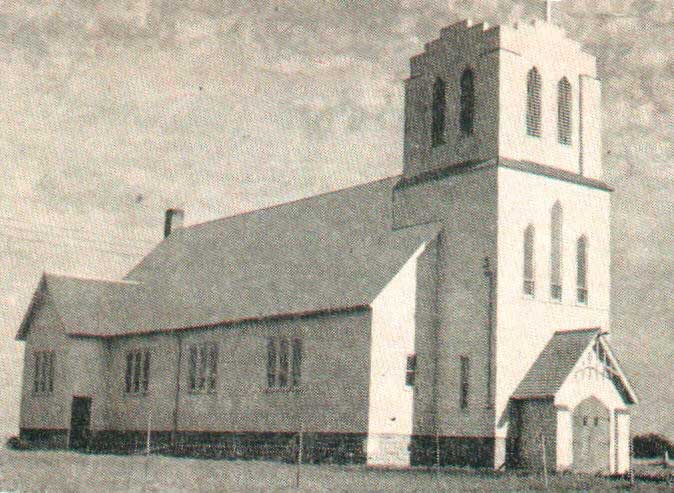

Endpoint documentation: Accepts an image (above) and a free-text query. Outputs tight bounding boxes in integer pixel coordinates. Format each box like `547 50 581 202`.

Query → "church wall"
497 22 599 176
615 411 630 474
409 240 439 435
19 296 71 446
393 167 498 466
579 75 603 179
101 309 371 440
495 167 611 438
516 398 557 471
435 170 497 439
106 332 180 434
402 21 500 178
66 337 109 431
366 243 428 466
177 310 371 435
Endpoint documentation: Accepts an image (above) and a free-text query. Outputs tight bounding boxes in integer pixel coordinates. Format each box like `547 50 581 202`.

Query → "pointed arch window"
523 224 535 296
558 77 572 145
526 67 542 137
431 77 446 147
550 201 563 301
577 235 588 304
460 68 475 135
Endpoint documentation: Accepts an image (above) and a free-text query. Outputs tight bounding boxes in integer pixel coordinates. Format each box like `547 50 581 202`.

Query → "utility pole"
483 257 495 408
294 387 304 489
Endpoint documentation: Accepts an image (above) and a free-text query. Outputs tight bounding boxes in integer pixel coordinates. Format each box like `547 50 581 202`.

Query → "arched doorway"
572 397 610 473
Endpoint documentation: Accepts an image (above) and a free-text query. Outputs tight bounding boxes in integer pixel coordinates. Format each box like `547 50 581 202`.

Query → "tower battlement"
411 19 594 79
403 18 601 181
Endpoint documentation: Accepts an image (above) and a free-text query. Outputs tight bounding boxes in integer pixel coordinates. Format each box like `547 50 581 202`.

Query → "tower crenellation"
403 18 602 182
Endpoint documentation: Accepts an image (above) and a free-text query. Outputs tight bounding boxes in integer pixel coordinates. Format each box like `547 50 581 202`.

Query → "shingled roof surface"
22 177 441 338
512 328 600 399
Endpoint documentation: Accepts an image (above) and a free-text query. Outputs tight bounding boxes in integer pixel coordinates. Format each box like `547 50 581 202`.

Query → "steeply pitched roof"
512 328 638 404
512 328 601 399
18 177 442 339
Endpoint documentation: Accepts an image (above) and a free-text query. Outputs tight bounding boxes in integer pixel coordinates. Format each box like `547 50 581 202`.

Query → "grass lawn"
0 449 671 492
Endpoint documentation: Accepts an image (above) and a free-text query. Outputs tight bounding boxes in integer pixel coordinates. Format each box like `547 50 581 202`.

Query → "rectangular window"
187 342 218 393
278 338 289 387
291 338 302 387
33 351 55 394
267 338 277 388
208 344 218 392
133 351 142 393
125 352 133 393
405 354 417 387
266 336 303 389
188 346 198 391
576 236 588 305
142 350 150 393
460 356 470 409
550 203 563 301
125 349 150 394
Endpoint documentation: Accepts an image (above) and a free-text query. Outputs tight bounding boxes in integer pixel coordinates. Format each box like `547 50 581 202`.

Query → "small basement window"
405 354 417 387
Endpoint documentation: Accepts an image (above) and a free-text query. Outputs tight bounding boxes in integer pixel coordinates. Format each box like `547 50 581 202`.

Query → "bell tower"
401 19 602 182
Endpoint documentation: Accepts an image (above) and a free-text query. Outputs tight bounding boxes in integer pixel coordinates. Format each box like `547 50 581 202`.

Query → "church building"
16 18 637 474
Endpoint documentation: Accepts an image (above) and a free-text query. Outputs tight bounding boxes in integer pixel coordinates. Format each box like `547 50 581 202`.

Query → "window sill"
264 386 305 394
125 392 150 398
32 392 55 397
187 391 218 396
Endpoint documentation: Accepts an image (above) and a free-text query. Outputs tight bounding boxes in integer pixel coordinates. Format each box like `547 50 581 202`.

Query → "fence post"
541 433 549 490
146 408 152 456
629 434 635 486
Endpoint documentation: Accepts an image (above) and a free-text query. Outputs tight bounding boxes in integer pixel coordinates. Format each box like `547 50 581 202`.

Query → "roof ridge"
184 174 400 232
44 272 141 285
553 327 602 335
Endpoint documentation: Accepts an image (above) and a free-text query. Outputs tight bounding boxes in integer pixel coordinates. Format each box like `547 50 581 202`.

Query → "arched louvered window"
558 77 572 145
550 201 563 301
432 77 446 147
460 68 475 135
523 224 535 296
576 235 588 304
527 67 542 137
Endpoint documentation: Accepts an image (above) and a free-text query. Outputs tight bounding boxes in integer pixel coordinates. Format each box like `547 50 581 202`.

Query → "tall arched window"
523 224 535 296
527 67 542 137
460 68 475 135
576 235 588 304
558 77 572 145
550 201 563 301
432 77 446 147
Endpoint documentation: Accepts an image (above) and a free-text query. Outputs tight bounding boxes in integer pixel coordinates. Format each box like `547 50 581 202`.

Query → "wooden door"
69 396 92 450
572 397 610 473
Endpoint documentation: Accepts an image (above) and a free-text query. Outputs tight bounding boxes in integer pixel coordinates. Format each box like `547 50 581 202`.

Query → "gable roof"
512 328 637 404
513 328 600 400
18 177 442 339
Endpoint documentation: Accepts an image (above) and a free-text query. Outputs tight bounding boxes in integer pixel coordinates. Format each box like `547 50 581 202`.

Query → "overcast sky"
0 1 672 439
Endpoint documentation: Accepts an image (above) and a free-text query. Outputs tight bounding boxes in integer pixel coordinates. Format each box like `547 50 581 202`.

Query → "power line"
0 220 155 254
0 231 147 258
0 214 158 246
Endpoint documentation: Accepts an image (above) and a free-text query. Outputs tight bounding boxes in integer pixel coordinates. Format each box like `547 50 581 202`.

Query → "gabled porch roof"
512 328 637 405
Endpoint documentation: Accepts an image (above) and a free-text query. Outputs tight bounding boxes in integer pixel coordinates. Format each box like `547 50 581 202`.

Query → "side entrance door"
69 397 92 450
572 397 610 473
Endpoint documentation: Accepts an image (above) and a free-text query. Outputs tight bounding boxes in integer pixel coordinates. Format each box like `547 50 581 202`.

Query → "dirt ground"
0 449 671 492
